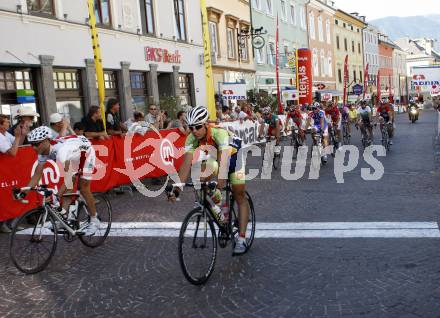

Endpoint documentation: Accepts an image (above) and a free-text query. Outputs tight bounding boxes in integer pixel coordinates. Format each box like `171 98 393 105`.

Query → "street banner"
343 55 349 106
220 120 261 148
377 70 381 104
220 83 247 100
411 66 440 93
363 63 369 99
200 0 216 120
87 0 106 129
0 129 186 221
275 15 283 114
296 48 313 105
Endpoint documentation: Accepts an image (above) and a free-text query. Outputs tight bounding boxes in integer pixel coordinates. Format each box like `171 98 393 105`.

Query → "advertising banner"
296 48 313 105
411 66 440 94
220 83 247 101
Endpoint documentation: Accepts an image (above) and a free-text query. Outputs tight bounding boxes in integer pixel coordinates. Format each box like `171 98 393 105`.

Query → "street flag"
87 0 106 129
343 55 348 106
377 70 381 104
276 15 283 114
389 74 393 103
363 63 369 99
200 0 216 121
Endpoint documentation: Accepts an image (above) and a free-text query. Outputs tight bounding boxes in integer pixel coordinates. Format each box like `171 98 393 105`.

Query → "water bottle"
206 190 224 223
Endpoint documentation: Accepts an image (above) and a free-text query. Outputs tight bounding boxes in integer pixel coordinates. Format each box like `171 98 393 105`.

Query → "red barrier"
0 129 186 221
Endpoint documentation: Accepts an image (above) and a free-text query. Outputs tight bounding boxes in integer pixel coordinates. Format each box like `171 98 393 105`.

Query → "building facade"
0 0 206 124
251 0 308 94
362 24 379 96
333 10 366 99
207 0 255 95
307 0 336 96
378 35 395 99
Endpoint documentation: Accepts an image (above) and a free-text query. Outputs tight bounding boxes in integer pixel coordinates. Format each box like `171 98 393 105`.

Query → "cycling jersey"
325 107 340 124
377 105 391 123
287 110 303 128
264 114 279 128
357 106 372 122
309 110 327 128
348 108 358 121
38 135 96 180
341 106 350 121
185 126 244 185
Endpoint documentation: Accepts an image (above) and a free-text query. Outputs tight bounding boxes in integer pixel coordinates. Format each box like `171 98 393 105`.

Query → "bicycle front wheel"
10 208 57 274
178 208 217 285
78 193 112 248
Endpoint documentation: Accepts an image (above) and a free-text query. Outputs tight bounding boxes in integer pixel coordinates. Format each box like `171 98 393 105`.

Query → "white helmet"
27 126 52 143
186 106 208 126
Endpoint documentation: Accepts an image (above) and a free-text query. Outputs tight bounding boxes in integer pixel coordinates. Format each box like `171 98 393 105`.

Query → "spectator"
126 111 150 135
162 111 170 128
106 98 127 135
73 122 85 136
49 113 75 138
81 106 109 140
167 111 189 135
146 104 163 129
8 106 39 145
221 106 231 122
0 114 22 233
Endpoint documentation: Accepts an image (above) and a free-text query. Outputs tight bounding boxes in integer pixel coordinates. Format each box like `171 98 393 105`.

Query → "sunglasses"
149 108 157 111
31 141 43 148
189 124 204 132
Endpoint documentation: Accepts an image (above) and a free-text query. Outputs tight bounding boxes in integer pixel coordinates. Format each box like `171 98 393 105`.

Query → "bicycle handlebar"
12 185 57 204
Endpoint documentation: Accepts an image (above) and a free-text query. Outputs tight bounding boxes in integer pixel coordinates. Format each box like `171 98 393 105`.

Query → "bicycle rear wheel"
78 194 112 248
178 208 217 285
10 208 57 274
230 192 256 252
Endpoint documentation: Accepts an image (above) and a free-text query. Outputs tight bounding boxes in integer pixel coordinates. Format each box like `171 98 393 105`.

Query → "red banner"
275 15 283 114
0 129 186 221
297 48 313 105
377 70 381 104
343 55 349 106
363 63 369 99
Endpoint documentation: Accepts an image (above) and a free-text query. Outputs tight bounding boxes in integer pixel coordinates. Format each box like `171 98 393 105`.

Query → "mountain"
369 15 440 52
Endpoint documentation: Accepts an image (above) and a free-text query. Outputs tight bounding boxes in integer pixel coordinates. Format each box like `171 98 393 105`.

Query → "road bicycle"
381 121 393 152
290 125 302 159
328 124 339 158
10 185 112 274
261 135 281 170
167 181 256 285
309 129 326 166
359 121 373 149
342 119 350 145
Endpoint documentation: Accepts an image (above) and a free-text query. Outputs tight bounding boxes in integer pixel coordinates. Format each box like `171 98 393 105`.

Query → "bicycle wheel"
178 208 217 285
230 192 256 252
273 152 280 170
78 194 112 248
343 123 350 145
10 208 57 274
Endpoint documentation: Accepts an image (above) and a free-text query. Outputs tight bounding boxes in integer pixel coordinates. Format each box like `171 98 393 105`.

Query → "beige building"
207 0 255 94
333 10 366 99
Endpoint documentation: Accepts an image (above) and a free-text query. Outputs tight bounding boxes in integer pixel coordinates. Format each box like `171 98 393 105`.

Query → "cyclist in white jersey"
19 126 100 235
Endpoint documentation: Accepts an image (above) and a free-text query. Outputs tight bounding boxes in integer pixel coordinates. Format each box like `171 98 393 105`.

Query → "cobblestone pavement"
0 110 439 317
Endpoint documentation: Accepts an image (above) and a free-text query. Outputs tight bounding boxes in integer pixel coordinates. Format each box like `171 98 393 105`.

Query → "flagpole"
275 15 282 114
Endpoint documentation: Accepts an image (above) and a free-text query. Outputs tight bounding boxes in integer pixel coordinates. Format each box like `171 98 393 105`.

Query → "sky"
333 0 440 20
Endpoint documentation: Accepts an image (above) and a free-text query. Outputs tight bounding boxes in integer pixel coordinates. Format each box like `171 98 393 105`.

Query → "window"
227 28 236 59
352 40 355 53
252 0 261 10
256 47 265 64
360 70 363 83
130 72 148 112
327 52 333 77
344 38 347 51
140 0 155 34
265 0 273 15
27 0 54 16
281 0 287 21
320 50 325 76
53 70 80 90
300 6 306 30
309 12 315 40
103 71 117 89
336 35 340 50
94 0 111 26
326 19 331 44
313 49 319 76
174 0 186 41
178 74 192 106
209 21 219 57
318 16 323 42
268 42 276 65
240 34 249 61
335 19 338 25
338 69 342 83
0 70 32 91
353 70 357 82
290 4 296 25
358 42 361 54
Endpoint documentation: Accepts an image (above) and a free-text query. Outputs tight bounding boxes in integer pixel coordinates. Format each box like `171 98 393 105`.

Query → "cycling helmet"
186 106 208 126
312 102 320 109
262 107 271 114
27 126 52 143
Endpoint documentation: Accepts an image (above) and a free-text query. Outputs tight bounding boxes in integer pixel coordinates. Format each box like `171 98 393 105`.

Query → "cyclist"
377 100 394 145
307 102 329 163
168 106 249 255
261 107 281 155
286 104 305 145
325 101 342 148
348 103 358 136
357 100 373 142
18 126 100 235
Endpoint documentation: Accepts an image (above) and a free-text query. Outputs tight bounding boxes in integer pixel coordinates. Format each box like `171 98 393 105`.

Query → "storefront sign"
296 48 313 105
144 47 181 64
321 93 332 101
352 84 363 95
16 89 36 104
281 89 299 102
411 66 440 93
220 83 247 100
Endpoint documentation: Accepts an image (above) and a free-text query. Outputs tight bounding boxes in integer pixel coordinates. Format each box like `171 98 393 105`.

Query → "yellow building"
206 0 255 94
333 10 366 99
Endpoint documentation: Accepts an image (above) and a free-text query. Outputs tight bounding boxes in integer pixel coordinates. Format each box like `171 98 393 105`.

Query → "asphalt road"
0 109 439 318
